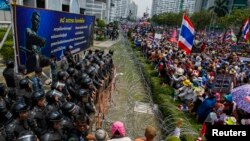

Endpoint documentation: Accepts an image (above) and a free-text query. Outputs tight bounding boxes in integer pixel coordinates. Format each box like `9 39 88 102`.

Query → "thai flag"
242 17 249 41
148 35 154 42
178 14 195 55
225 30 232 41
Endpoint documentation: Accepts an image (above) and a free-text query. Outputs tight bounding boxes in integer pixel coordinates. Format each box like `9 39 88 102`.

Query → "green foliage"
209 0 229 17
96 36 106 41
191 10 212 30
97 19 106 29
0 41 14 61
0 28 14 61
151 12 183 27
218 9 250 28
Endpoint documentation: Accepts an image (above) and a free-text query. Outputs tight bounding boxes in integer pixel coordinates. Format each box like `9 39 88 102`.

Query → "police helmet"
62 102 76 115
48 111 63 122
76 89 89 98
12 102 29 116
31 90 45 100
19 78 29 89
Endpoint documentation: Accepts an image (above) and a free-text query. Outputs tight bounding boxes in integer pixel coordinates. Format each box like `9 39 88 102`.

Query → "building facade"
0 0 86 21
129 1 138 20
151 0 196 16
179 0 196 14
195 0 249 13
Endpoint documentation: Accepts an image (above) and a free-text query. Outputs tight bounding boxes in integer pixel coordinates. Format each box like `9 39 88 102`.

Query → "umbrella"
231 84 250 113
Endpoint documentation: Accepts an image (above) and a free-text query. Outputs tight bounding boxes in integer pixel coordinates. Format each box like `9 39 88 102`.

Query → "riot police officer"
55 71 71 101
5 102 32 141
14 65 27 89
67 115 92 141
46 90 63 113
66 68 77 101
0 83 11 110
50 54 57 86
40 111 65 141
86 66 102 90
3 60 16 90
16 78 32 105
29 91 48 137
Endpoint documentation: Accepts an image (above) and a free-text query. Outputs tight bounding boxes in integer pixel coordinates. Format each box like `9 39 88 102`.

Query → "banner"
13 5 95 73
0 0 9 10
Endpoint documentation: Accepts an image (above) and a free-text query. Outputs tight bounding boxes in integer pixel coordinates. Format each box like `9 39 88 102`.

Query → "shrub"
96 36 106 41
0 42 14 61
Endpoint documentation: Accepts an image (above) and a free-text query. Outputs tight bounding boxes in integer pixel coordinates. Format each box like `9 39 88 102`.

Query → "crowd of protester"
122 20 250 139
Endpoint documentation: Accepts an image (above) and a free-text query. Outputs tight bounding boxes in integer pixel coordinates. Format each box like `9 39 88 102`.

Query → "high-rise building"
151 0 161 16
151 0 196 16
0 0 86 21
120 0 131 18
178 0 196 14
110 0 122 22
151 0 179 15
85 0 108 22
129 1 138 20
195 0 249 13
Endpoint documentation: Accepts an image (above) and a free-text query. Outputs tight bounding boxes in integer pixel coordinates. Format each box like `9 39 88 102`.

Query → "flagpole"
178 12 185 49
10 0 18 73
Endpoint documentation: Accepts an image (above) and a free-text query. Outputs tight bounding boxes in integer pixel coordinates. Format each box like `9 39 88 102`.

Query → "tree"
191 10 212 30
151 12 183 27
218 9 250 28
209 0 229 17
97 19 106 29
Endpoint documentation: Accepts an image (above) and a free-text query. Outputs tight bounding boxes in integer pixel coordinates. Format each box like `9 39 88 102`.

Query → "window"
37 0 45 8
62 4 69 12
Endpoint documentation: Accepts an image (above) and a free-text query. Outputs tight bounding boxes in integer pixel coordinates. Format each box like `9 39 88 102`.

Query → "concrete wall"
70 0 80 13
46 0 62 11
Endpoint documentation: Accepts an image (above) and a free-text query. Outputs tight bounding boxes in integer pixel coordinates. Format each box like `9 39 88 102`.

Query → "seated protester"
134 126 157 141
109 121 132 141
196 92 216 123
204 103 226 125
223 93 236 116
190 87 205 116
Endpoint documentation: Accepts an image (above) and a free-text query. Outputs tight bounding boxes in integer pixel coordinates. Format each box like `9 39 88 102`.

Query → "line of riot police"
0 49 114 141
